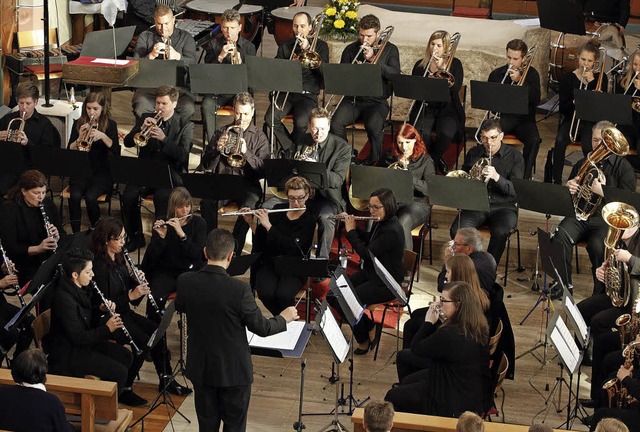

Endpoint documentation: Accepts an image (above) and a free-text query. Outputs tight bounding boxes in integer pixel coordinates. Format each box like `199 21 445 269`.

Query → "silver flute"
153 214 192 228
0 239 25 307
122 247 162 316
328 215 381 221
90 280 142 355
221 207 306 216
39 202 57 253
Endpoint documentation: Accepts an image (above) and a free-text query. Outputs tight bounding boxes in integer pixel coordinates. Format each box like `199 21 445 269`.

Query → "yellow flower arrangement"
345 10 357 19
333 19 345 29
325 7 337 16
321 0 360 41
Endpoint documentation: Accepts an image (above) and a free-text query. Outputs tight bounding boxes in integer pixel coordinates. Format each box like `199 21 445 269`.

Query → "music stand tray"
126 59 185 88
181 173 248 201
249 323 314 358
390 74 449 103
80 26 136 58
30 147 91 180
245 56 303 94
227 253 261 276
108 156 174 190
263 159 328 191
322 63 383 98
512 178 575 217
537 0 586 35
350 165 413 204
0 142 27 175
189 64 248 95
470 81 529 115
275 257 330 278
603 185 640 211
425 175 490 212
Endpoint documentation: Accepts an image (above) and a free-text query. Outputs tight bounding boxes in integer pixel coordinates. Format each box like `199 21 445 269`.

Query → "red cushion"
452 7 491 18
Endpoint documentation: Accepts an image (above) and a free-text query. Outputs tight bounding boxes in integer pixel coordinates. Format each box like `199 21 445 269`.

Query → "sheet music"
246 321 306 351
513 18 540 27
550 316 580 374
92 58 130 66
320 308 349 363
563 295 589 343
373 256 407 304
336 274 364 319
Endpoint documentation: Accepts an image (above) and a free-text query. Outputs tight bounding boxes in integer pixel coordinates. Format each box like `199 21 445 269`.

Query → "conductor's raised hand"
280 306 300 323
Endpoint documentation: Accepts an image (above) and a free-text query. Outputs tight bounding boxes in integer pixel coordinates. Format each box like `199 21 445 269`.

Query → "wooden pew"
0 368 118 432
351 408 579 432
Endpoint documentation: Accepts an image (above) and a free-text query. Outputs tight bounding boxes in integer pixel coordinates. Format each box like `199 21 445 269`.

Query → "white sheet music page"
550 316 580 374
247 321 306 351
373 256 407 304
336 274 364 319
563 295 588 343
320 308 350 363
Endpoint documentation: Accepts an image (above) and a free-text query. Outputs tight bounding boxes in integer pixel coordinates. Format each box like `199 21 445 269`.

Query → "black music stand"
349 165 413 204
228 253 261 276
30 147 91 180
275 257 330 323
264 159 328 193
245 56 303 156
537 0 586 35
390 73 450 127
425 175 490 231
0 142 27 175
574 90 633 125
80 26 136 58
182 173 248 230
603 185 640 210
126 59 186 88
470 81 529 115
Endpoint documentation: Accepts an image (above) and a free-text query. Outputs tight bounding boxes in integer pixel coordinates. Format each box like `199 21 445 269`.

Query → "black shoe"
354 340 372 355
548 281 563 300
582 415 593 427
159 378 193 396
120 389 147 407
437 158 449 175
579 398 595 408
125 235 146 253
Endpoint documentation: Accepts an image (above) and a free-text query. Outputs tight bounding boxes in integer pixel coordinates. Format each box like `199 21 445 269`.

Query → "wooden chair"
488 319 503 358
484 352 509 422
59 186 114 222
31 309 51 347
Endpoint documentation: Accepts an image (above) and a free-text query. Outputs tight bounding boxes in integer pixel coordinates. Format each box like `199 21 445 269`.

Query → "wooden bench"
0 368 123 432
351 408 578 432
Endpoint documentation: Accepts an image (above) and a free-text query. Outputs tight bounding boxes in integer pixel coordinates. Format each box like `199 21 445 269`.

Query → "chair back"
32 309 51 346
495 352 509 392
488 318 503 356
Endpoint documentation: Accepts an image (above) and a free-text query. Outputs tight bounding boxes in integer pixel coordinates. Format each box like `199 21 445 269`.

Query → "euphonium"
77 115 97 152
133 111 163 147
6 111 26 143
293 142 318 162
296 13 326 69
220 125 246 168
573 127 629 221
603 340 640 408
603 202 639 307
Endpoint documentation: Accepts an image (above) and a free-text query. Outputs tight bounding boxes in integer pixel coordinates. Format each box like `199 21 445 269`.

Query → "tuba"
220 125 246 168
573 127 629 221
6 111 26 143
603 340 640 408
603 202 639 307
134 111 163 147
77 115 97 152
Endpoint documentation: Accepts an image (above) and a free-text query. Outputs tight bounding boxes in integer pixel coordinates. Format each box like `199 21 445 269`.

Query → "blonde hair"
420 30 451 69
446 254 490 312
595 418 629 432
621 51 640 92
456 411 484 432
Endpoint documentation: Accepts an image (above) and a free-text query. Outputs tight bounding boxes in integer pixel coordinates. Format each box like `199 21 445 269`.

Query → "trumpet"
219 125 246 168
227 40 242 65
327 215 381 221
133 111 163 147
0 239 25 307
221 207 306 217
6 111 26 143
162 31 171 60
39 202 58 253
77 115 97 152
122 247 162 316
153 214 192 228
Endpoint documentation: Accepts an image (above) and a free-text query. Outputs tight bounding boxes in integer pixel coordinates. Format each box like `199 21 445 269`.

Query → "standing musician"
617 51 640 150
0 82 61 195
552 121 636 298
330 188 405 355
123 85 193 252
201 92 269 254
142 186 206 320
292 107 351 258
329 14 401 165
488 39 541 180
175 228 299 431
552 39 607 184
0 170 64 286
132 5 197 124
67 91 120 233
242 176 316 316
264 11 329 154
380 124 435 249
409 30 464 175
201 9 257 142
450 118 524 266
90 217 191 405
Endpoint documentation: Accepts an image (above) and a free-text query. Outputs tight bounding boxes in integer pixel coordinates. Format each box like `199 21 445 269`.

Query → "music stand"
245 56 303 156
0 142 27 175
30 147 92 180
470 81 529 115
109 156 173 189
603 185 640 210
228 253 261 276
126 59 186 88
425 174 490 232
182 173 248 230
263 159 328 192
349 165 413 204
327 268 364 328
390 74 449 127
537 0 586 35
80 26 136 58
574 90 632 125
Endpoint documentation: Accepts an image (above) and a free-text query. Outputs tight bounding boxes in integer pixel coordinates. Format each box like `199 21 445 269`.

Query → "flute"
221 207 306 217
328 215 381 221
153 214 192 228
90 281 142 355
122 248 162 316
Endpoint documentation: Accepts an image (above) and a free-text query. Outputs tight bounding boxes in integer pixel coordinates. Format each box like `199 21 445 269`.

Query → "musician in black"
0 170 64 286
552 121 636 299
201 92 269 254
450 118 524 265
409 30 463 175
67 90 120 233
123 85 193 252
264 11 328 155
329 14 400 165
0 260 33 366
617 51 640 151
0 82 60 195
584 0 631 28
201 9 257 142
132 5 197 124
488 39 541 179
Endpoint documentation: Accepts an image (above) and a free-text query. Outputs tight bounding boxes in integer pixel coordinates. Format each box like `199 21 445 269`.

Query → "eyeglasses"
288 194 307 203
440 296 456 303
481 134 501 143
367 204 384 211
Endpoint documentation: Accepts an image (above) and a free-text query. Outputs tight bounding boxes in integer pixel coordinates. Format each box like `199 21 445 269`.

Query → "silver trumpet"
0 239 25 307
122 247 162 316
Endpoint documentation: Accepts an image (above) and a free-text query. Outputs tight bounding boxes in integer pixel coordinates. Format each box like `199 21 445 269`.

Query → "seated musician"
552 40 607 184
0 82 61 195
380 124 434 249
0 259 33 365
488 39 541 180
551 121 635 299
47 248 133 401
201 9 257 142
123 85 193 252
329 188 404 355
617 51 640 151
67 90 120 233
584 0 630 29
384 281 490 418
132 5 197 124
591 368 640 431
90 218 191 405
0 169 65 286
329 14 400 166
450 118 524 266
409 30 463 175
292 107 351 258
242 176 316 316
142 186 206 320
264 11 329 155
201 92 269 254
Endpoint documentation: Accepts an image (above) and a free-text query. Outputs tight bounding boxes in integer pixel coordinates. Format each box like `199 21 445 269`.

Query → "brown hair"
16 82 39 100
363 400 394 432
221 8 241 24
447 254 490 312
154 4 173 18
480 118 502 134
310 107 331 122
371 188 398 221
90 217 125 266
285 176 314 199
77 90 110 134
234 92 255 109
359 15 380 31
8 169 47 204
167 187 193 219
442 281 489 345
506 39 528 56
578 39 601 60
420 30 451 69
205 228 235 261
456 411 484 432
156 85 179 102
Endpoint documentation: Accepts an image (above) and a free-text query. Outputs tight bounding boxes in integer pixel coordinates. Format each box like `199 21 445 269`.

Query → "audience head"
363 400 394 432
205 229 236 265
442 281 489 344
8 169 47 206
11 349 48 385
62 248 95 287
369 188 398 222
456 411 484 432
394 124 427 161
167 186 193 219
595 418 629 432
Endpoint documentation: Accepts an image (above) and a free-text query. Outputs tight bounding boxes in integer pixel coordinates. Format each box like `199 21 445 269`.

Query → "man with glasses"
449 118 524 265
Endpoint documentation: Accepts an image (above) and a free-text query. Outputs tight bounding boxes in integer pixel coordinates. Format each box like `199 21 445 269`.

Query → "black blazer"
0 385 71 432
175 265 287 387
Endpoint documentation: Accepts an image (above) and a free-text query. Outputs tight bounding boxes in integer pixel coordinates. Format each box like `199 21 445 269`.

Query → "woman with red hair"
381 124 435 249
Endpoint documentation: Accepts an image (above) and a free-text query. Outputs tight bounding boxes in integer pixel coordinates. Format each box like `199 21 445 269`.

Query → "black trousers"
499 115 541 180
193 383 251 432
397 202 430 251
307 196 338 259
385 378 429 414
68 174 113 233
450 206 518 265
201 94 235 146
264 92 318 153
402 307 427 349
553 216 607 295
65 343 132 394
577 293 624 339
590 331 621 404
552 116 594 184
255 264 305 316
122 185 172 238
411 105 460 167
330 99 388 163
146 270 180 322
396 348 430 383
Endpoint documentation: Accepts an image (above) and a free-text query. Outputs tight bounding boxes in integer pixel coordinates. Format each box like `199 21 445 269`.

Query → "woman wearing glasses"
385 281 490 417
243 176 316 316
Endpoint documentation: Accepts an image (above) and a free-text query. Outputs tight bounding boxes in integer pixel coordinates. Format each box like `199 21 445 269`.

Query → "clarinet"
0 239 25 307
39 202 57 253
89 280 142 355
122 247 162 316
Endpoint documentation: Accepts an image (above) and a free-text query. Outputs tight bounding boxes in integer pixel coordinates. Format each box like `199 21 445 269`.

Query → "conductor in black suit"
175 228 299 431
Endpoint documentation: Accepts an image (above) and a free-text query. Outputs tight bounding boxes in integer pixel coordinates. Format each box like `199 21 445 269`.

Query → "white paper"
513 18 540 27
563 295 589 343
320 308 350 363
373 256 407 304
91 58 130 66
550 316 580 374
336 274 364 320
247 321 306 351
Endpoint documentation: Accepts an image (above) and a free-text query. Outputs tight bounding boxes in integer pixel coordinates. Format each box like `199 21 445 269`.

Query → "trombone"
6 111 26 143
569 47 606 144
133 111 163 147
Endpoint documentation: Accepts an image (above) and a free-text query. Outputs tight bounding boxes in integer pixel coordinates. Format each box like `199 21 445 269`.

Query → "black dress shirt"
204 35 256 64
0 109 61 148
488 64 541 121
276 37 329 94
134 27 197 64
381 152 435 207
340 40 401 101
559 71 609 117
0 386 71 432
68 118 120 176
